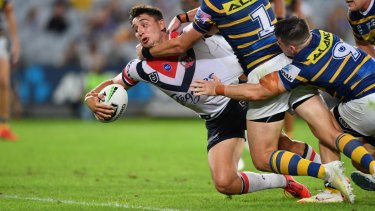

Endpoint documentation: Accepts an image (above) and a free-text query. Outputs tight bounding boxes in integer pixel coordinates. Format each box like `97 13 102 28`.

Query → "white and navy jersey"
122 35 243 117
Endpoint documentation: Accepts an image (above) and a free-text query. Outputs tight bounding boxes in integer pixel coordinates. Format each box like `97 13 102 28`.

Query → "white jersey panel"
123 35 243 117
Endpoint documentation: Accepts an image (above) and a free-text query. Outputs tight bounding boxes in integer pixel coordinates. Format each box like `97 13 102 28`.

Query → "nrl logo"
148 72 160 84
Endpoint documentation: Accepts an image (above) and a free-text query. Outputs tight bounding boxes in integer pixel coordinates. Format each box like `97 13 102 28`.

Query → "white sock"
239 172 286 193
303 143 321 163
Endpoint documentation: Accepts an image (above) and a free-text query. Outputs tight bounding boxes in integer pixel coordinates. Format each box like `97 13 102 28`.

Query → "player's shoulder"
125 59 141 70
279 63 302 82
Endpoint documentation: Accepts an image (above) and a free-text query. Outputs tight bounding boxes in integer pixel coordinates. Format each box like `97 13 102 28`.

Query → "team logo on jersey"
148 72 159 84
280 64 300 82
163 63 171 71
305 30 333 64
222 0 257 15
195 8 212 25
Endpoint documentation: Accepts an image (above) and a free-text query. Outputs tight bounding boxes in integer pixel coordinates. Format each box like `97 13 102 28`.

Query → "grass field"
0 118 374 210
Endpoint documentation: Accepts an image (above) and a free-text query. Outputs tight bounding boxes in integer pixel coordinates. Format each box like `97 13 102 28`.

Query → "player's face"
346 0 371 12
132 14 165 48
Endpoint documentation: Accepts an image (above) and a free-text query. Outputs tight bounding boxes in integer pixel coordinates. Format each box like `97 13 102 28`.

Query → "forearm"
85 79 114 99
149 38 187 57
216 83 269 101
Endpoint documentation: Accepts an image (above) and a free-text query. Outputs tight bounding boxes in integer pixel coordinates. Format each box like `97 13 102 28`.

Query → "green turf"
0 118 374 210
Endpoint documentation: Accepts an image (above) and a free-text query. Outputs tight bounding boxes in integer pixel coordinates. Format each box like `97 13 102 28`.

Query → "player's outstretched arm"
137 24 204 59
190 72 287 101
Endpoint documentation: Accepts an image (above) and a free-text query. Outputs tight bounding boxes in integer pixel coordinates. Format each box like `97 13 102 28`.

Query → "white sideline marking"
0 194 184 211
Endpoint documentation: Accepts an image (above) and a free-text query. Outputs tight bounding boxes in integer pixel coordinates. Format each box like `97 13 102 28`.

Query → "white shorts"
0 37 8 59
334 93 375 137
246 53 316 120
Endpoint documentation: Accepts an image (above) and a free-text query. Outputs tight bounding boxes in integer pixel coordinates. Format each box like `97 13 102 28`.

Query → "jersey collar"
360 0 374 16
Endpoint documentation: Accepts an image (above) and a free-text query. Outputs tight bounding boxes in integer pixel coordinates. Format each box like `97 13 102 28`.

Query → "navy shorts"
205 100 247 151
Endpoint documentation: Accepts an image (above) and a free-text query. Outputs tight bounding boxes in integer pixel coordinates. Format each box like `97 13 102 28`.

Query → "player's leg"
208 137 310 198
278 133 321 163
332 95 375 191
331 95 375 177
207 138 244 194
350 139 375 191
255 95 353 202
206 99 309 198
284 112 295 138
0 38 17 141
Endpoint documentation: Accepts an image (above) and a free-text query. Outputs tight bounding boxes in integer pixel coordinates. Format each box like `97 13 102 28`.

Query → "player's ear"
159 19 166 31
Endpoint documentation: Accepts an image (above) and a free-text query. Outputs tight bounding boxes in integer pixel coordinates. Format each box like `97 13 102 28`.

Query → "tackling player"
347 0 375 58
191 17 375 199
85 5 317 199
136 0 355 202
344 0 375 191
0 0 20 141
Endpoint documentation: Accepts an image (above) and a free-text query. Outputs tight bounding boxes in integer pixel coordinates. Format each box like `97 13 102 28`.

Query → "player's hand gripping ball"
96 84 128 123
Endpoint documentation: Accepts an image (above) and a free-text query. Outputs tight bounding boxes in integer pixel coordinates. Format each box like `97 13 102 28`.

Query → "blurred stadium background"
8 0 353 120
2 1 374 210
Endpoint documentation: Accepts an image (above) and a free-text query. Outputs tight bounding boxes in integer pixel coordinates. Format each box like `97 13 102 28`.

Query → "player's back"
193 0 282 75
283 29 375 101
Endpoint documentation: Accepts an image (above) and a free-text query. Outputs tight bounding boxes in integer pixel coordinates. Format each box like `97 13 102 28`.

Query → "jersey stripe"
356 83 375 97
218 16 251 28
204 0 224 14
329 56 350 83
344 55 371 84
244 43 278 57
349 15 375 24
311 57 332 81
246 53 276 69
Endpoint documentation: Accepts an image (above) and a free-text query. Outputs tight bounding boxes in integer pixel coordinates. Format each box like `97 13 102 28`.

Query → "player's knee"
212 173 237 194
252 154 271 171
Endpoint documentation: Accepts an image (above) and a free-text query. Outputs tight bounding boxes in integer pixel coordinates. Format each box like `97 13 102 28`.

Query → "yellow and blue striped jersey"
192 0 282 75
348 3 375 44
279 29 375 102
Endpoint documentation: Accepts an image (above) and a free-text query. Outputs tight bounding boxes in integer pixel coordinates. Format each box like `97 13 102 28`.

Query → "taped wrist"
215 85 225 95
176 13 190 23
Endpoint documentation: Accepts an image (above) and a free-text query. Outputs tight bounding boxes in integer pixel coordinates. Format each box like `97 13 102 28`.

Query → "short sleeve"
122 59 139 86
192 6 214 34
278 64 303 91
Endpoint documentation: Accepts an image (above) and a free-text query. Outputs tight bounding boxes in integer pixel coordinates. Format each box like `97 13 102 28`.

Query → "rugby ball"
95 84 128 123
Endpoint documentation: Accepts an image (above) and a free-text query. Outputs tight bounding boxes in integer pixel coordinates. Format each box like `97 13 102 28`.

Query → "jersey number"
333 42 361 61
250 5 274 38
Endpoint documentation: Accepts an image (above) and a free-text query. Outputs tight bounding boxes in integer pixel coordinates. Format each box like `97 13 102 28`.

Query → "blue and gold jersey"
348 2 375 44
192 0 282 75
279 29 375 102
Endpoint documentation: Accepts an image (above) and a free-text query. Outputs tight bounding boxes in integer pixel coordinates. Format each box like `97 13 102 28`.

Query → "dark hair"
129 4 163 24
274 17 310 46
